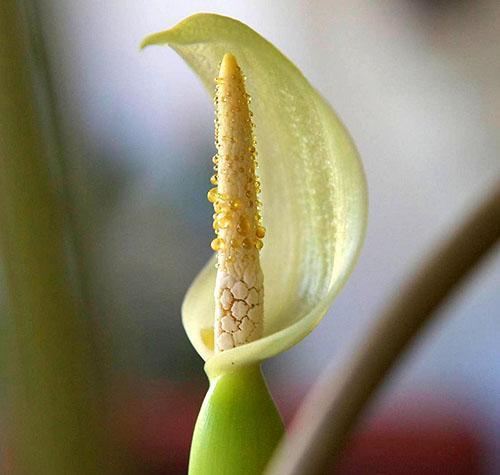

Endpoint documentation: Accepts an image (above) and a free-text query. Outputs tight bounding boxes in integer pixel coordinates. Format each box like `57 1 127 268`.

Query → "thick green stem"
189 365 284 475
0 2 111 473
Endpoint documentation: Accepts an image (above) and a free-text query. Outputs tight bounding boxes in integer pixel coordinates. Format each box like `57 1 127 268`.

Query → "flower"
142 13 367 379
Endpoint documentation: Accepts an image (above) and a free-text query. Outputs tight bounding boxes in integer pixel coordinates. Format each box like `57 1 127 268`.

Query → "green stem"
189 365 284 475
0 2 112 473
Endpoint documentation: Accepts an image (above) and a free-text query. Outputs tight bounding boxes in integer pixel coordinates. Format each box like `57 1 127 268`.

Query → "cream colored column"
208 53 266 352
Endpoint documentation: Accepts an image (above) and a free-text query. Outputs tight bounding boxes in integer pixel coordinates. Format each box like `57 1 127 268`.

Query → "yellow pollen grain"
256 225 266 239
211 237 225 251
218 215 231 229
207 187 218 203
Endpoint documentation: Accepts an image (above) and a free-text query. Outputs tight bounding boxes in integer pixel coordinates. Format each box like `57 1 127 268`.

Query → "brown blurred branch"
267 183 500 475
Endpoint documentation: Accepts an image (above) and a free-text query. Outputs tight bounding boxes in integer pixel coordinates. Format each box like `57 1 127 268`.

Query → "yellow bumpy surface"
209 53 265 351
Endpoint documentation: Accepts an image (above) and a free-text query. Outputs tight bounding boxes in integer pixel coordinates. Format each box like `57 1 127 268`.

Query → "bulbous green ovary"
142 14 367 380
189 365 284 475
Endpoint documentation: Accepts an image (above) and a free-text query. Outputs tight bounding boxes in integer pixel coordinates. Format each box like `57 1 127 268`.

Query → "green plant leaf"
142 13 367 379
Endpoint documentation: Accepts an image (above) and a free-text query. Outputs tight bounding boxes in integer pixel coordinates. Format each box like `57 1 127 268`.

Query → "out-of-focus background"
6 0 500 473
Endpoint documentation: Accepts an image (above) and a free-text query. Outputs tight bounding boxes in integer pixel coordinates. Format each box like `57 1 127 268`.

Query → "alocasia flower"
142 13 367 475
